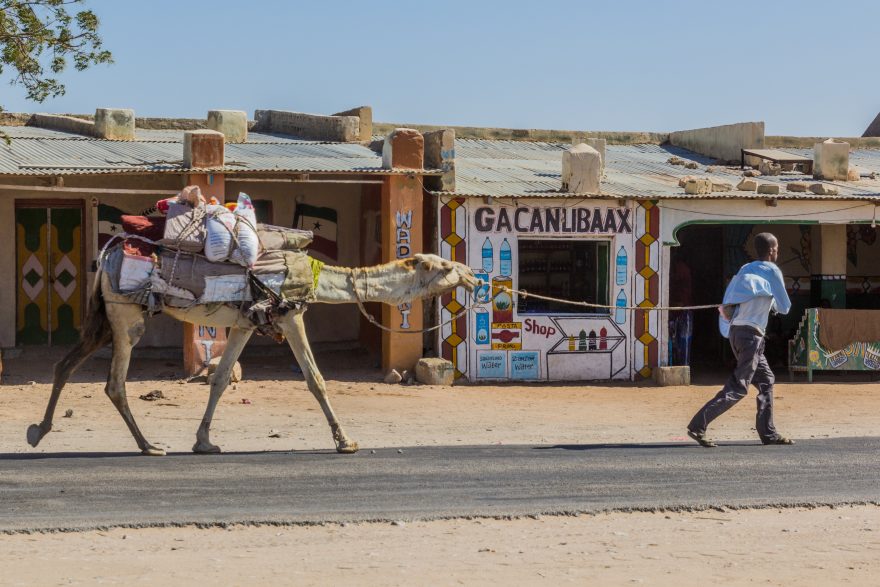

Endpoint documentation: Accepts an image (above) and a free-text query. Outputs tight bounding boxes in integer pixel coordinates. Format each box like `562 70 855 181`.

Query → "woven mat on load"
106 244 324 308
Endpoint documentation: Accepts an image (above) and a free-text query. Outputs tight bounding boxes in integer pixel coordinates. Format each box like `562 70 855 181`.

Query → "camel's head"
407 254 479 297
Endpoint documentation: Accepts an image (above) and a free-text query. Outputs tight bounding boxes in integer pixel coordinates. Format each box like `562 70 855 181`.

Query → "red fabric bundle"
121 215 166 241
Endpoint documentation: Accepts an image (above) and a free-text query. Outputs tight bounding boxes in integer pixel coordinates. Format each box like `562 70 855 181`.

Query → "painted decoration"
491 322 522 350
294 203 338 260
633 201 660 380
439 197 646 382
439 198 469 377
477 350 507 378
510 351 540 380
789 309 880 377
16 206 82 345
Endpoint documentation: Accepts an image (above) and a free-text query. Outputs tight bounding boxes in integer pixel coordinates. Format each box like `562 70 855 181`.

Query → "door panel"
15 204 84 345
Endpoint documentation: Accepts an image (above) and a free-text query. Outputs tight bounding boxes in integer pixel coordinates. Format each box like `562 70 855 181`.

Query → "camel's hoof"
192 441 221 454
336 441 359 454
26 423 48 448
141 446 166 457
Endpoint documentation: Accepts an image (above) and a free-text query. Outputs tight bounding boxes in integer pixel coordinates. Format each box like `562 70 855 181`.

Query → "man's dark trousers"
688 325 781 442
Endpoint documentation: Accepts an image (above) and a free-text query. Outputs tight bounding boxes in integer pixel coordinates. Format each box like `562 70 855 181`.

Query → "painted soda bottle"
474 308 490 345
615 289 627 324
482 238 493 273
499 238 512 276
578 330 587 351
588 330 597 351
599 327 608 350
615 246 627 285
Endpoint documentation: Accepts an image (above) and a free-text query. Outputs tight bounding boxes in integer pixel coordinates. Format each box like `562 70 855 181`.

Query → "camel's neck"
315 263 417 305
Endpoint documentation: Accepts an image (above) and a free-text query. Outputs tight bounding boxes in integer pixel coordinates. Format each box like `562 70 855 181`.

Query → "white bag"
204 204 236 262
119 253 154 292
229 193 260 267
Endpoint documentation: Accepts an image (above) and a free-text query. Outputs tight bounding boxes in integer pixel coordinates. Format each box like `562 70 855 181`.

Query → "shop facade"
437 196 662 382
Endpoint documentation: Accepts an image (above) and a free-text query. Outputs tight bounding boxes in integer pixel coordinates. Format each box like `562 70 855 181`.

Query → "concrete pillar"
94 108 135 140
380 128 425 372
811 224 848 308
423 128 455 192
207 110 248 143
813 139 850 181
562 143 601 193
333 106 372 142
182 171 226 375
184 130 225 168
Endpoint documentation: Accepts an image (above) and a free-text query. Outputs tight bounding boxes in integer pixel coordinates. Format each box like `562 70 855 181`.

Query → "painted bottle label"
481 237 493 273
499 238 512 276
615 289 627 324
474 271 491 303
615 246 627 285
474 308 490 345
492 275 514 322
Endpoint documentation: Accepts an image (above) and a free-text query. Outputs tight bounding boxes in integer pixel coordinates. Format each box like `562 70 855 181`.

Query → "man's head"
754 232 779 263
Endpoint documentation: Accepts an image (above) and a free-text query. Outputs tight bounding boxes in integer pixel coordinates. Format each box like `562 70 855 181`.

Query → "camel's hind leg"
279 312 358 454
104 301 164 456
193 327 253 454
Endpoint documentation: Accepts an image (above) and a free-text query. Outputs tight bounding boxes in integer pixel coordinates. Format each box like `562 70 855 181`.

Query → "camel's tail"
27 267 113 448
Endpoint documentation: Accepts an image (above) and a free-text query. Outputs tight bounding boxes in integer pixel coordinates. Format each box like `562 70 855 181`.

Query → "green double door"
15 203 84 345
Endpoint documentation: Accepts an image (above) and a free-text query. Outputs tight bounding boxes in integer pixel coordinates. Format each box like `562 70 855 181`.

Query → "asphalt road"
1 437 879 532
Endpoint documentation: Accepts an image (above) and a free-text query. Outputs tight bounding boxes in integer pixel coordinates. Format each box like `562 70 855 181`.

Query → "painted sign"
491 322 522 350
474 206 632 234
477 350 507 378
510 351 540 380
395 210 413 329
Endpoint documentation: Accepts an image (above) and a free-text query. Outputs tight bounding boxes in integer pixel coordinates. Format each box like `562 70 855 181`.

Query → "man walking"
687 232 793 447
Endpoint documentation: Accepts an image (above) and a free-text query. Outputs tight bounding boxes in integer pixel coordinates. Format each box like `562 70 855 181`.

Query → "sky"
2 0 878 137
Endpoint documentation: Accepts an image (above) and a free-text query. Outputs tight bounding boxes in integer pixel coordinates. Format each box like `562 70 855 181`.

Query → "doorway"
15 201 85 345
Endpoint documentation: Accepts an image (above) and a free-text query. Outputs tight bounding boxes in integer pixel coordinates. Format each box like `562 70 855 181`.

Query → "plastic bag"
204 204 236 262
229 193 260 267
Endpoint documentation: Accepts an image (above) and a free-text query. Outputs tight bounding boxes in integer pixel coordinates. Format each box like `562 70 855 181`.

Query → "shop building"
427 123 880 382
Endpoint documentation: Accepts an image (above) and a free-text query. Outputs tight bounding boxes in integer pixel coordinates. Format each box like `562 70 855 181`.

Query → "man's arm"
769 265 792 315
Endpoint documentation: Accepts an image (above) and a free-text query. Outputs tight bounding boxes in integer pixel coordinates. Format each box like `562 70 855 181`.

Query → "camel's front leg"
193 327 253 454
280 312 358 453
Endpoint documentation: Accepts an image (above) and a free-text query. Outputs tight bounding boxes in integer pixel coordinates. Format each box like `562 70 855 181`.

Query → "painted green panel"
51 207 80 253
52 304 79 345
18 303 48 344
15 208 46 253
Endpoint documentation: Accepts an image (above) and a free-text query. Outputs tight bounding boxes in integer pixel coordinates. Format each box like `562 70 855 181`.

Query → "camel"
28 252 477 456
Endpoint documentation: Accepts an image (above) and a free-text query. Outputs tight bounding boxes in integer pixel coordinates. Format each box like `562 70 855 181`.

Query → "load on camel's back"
28 186 478 456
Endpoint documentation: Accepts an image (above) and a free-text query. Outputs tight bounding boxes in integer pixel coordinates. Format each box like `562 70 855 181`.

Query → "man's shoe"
762 436 794 445
687 429 717 448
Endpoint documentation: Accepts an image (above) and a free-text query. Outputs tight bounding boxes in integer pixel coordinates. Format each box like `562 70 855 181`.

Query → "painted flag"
294 203 338 260
97 204 126 249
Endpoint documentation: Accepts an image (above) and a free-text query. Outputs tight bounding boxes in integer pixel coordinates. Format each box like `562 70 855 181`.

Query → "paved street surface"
1 437 878 532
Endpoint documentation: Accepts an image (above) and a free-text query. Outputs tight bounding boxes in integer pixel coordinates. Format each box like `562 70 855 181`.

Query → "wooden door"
15 202 84 345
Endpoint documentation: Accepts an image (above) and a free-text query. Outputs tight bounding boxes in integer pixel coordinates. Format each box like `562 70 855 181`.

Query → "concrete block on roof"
678 175 697 188
184 129 225 168
423 128 456 191
252 109 360 142
668 121 765 164
847 167 861 182
333 106 372 142
711 180 733 192
809 182 839 195
94 108 135 140
787 181 809 192
382 128 424 170
757 183 780 195
742 169 761 177
29 113 97 137
758 160 781 176
737 178 758 191
683 178 712 195
562 143 601 194
207 110 248 143
813 138 850 181
584 138 606 174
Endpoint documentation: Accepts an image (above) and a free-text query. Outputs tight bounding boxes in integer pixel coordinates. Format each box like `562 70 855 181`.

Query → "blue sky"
3 0 878 136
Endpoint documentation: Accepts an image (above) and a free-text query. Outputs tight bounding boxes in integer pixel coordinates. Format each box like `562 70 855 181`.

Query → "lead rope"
349 268 474 334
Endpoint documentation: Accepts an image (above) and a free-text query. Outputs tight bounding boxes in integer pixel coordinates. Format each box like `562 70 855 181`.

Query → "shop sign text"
474 206 632 234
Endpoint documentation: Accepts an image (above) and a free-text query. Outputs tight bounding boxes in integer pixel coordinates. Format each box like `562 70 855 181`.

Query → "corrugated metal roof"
443 139 880 201
0 124 431 176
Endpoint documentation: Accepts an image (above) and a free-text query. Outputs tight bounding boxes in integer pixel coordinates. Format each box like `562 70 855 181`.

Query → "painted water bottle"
474 308 490 345
499 238 512 276
615 246 628 285
615 289 627 324
481 237 493 273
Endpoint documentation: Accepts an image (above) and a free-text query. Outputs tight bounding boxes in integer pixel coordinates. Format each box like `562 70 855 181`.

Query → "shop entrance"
15 201 85 345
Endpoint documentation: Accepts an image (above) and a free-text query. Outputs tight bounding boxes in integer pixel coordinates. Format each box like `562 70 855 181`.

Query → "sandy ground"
1 348 879 585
